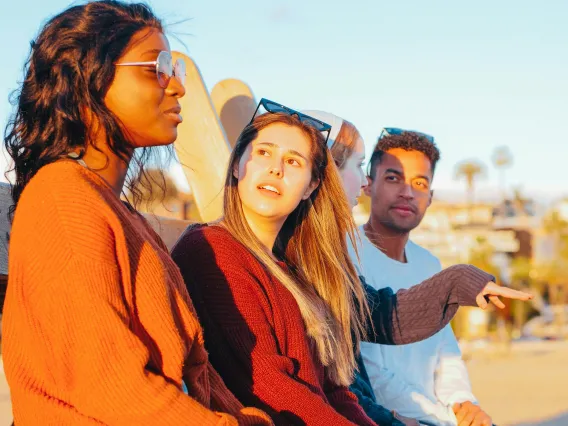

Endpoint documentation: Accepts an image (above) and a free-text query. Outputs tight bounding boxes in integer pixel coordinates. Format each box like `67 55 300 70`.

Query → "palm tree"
454 159 486 213
492 146 513 199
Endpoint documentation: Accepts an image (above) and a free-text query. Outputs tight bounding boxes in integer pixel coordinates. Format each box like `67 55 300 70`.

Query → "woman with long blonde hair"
172 100 375 425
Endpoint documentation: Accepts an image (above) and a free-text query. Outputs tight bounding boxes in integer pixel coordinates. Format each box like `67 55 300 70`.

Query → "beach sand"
466 340 568 426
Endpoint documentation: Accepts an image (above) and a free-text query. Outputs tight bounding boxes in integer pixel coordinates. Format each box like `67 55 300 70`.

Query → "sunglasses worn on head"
379 127 435 143
116 50 186 89
251 98 332 145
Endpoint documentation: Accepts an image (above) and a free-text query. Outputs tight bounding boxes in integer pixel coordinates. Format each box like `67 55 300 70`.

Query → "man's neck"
364 216 410 263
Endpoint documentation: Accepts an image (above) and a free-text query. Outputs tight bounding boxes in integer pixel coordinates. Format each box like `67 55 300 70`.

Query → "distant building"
412 200 520 269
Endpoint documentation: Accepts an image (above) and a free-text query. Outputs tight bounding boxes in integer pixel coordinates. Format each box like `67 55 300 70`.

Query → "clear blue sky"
1 0 567 201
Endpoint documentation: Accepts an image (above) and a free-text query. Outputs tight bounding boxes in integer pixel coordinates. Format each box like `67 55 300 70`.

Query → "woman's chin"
152 131 179 147
245 203 290 222
160 128 178 145
254 208 286 221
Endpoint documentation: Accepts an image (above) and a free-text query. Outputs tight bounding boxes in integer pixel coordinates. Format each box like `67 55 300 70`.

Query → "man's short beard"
379 217 419 235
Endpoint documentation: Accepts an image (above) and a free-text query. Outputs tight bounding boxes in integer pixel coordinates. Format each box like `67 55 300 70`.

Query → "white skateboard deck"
172 52 231 222
211 78 256 149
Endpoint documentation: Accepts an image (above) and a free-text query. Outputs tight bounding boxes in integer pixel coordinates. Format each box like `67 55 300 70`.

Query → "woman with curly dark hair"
1 1 271 425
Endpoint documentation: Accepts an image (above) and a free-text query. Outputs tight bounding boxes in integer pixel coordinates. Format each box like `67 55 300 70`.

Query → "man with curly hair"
354 129 492 426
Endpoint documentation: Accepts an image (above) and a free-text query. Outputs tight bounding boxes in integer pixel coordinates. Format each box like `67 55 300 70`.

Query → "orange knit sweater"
2 161 271 426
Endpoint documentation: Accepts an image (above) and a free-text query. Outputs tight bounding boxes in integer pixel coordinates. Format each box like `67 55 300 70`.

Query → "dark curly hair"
367 131 441 180
4 0 170 218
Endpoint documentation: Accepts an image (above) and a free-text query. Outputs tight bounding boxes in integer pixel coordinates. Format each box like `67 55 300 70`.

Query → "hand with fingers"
452 401 492 426
475 282 533 310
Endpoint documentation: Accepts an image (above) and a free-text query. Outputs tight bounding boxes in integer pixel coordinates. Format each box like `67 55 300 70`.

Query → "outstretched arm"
362 264 531 345
362 264 493 345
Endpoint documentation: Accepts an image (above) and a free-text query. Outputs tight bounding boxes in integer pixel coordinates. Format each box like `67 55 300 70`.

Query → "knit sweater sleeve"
6 185 241 426
363 264 494 345
172 226 362 426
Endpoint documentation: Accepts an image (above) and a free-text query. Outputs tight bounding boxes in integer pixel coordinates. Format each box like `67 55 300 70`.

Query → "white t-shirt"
352 226 477 426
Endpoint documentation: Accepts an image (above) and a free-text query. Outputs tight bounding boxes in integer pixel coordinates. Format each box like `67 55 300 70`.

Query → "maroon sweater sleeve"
171 226 367 426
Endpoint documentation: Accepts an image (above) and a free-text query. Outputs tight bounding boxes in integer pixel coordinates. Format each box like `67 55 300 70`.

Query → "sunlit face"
235 123 319 225
364 148 433 233
338 136 367 207
105 28 185 148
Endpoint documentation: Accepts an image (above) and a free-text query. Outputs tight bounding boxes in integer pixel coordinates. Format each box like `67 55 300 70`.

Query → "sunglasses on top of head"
250 98 332 145
116 50 186 89
379 127 435 143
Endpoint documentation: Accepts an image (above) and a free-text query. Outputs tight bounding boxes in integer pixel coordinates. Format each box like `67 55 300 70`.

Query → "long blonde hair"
222 112 370 386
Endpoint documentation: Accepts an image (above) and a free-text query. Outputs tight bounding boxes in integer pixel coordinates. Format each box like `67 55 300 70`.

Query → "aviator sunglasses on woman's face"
116 50 186 88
